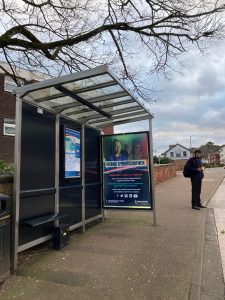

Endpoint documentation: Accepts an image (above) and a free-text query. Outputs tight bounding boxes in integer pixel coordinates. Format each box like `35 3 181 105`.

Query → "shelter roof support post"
11 94 22 271
100 131 105 221
81 123 86 233
148 118 157 226
54 114 60 226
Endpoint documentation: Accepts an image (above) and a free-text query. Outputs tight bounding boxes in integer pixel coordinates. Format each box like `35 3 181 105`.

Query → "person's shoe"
192 206 200 210
198 204 206 208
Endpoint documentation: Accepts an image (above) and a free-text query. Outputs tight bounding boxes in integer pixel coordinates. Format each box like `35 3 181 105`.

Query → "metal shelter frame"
12 64 156 270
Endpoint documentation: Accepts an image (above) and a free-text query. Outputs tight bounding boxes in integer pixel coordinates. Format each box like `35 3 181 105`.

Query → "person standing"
187 149 206 210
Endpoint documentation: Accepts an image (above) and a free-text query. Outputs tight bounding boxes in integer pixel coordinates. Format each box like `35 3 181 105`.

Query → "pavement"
206 173 225 299
0 169 225 300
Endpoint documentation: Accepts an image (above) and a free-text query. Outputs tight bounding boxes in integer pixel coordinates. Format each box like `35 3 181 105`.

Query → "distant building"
219 145 225 164
101 127 114 135
199 142 220 164
208 152 220 165
161 144 191 171
161 143 191 160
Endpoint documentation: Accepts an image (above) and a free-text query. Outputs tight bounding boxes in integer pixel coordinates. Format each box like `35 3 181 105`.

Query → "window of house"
183 151 187 157
3 118 15 136
4 75 24 93
170 152 174 157
176 152 181 158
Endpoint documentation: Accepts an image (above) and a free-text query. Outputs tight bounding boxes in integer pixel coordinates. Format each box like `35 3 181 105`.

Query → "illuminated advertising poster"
102 132 151 209
65 128 80 178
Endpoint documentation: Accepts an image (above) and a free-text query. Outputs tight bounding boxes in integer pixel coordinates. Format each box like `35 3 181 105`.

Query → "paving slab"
0 171 224 300
209 178 225 284
201 209 225 299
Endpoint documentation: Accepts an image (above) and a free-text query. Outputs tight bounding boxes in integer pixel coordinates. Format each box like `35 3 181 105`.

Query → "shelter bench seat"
22 213 67 227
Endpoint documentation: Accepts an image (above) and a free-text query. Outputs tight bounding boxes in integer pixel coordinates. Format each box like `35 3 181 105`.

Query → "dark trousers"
191 178 202 207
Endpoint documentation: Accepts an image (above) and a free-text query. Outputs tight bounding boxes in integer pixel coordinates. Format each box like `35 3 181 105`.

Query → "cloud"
115 40 225 155
114 120 148 134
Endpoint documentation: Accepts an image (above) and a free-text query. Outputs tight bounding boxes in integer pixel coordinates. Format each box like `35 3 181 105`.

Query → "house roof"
161 143 190 155
208 152 220 156
0 62 52 82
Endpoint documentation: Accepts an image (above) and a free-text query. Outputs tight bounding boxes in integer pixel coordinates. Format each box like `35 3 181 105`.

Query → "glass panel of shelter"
24 85 125 115
91 113 150 127
49 97 75 106
74 85 124 99
76 109 146 125
62 74 113 91
20 71 149 127
52 95 133 114
67 102 140 119
22 73 114 102
23 86 61 102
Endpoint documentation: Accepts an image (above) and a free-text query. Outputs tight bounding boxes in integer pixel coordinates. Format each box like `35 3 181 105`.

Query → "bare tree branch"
0 0 224 101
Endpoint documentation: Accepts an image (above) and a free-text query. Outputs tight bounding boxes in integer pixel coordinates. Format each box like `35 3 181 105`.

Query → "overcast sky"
115 39 225 155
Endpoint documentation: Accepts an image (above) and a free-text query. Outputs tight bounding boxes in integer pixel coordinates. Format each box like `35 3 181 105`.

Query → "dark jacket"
187 157 204 180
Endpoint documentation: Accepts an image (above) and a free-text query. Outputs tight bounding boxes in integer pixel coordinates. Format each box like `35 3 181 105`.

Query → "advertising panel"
64 127 81 178
102 132 151 209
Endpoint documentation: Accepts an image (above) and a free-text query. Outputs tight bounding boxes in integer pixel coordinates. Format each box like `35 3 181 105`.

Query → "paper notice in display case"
64 127 80 178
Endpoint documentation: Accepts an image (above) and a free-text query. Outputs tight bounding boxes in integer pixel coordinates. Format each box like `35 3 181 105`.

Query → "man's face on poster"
114 141 122 155
135 144 141 153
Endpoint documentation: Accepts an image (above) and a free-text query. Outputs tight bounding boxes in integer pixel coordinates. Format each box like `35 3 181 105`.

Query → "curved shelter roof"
15 65 153 128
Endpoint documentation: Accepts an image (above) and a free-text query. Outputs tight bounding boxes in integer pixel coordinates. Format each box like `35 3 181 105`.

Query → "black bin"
52 224 69 250
0 193 10 283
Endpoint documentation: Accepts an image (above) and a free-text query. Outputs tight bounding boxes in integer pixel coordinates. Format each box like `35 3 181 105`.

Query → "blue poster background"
102 132 151 209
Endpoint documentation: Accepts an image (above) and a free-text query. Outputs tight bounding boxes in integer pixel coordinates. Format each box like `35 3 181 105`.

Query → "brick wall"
0 74 16 163
102 126 114 135
173 159 188 171
154 163 176 185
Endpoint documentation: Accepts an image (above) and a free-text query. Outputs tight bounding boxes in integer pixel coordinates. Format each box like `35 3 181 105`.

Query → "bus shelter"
12 65 155 270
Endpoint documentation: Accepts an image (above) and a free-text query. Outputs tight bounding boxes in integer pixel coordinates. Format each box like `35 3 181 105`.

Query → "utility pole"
190 135 193 150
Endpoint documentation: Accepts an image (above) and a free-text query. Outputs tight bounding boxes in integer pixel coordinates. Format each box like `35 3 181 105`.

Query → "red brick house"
0 73 17 162
101 126 114 135
208 152 220 165
0 64 52 162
